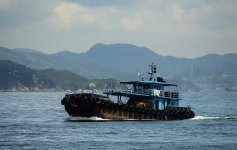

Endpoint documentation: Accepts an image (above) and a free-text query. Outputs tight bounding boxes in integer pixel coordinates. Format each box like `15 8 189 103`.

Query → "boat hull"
61 93 195 120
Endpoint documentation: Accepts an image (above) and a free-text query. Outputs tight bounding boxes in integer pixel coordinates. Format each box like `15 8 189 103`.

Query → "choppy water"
0 91 236 150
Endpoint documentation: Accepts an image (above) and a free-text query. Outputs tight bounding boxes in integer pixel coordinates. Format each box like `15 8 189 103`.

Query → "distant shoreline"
0 89 65 92
0 88 103 93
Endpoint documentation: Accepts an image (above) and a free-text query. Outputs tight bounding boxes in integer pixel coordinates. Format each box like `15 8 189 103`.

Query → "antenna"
148 62 157 81
137 69 140 81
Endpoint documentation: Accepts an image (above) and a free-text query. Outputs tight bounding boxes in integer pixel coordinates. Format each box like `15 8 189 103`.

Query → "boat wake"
190 116 220 120
67 116 111 121
67 115 237 121
67 117 155 122
190 115 237 120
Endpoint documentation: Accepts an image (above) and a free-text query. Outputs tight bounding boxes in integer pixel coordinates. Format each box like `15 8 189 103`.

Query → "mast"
148 63 157 81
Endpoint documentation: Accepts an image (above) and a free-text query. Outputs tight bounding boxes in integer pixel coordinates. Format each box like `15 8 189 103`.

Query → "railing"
108 89 180 99
163 91 179 98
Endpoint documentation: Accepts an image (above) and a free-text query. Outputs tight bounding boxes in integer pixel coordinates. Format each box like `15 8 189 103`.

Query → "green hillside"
0 60 118 91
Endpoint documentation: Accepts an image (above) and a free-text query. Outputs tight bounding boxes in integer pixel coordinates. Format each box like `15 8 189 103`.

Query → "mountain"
80 43 190 79
0 44 236 87
0 60 118 91
78 43 237 82
79 44 237 90
13 48 43 54
0 46 108 79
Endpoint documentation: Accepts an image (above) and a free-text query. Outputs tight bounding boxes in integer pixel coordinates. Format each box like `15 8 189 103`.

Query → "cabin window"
143 85 149 89
158 85 162 90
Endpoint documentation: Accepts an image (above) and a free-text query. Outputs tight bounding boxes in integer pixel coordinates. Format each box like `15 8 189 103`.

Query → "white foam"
225 116 237 120
67 116 157 121
68 116 110 121
67 115 237 121
190 116 220 120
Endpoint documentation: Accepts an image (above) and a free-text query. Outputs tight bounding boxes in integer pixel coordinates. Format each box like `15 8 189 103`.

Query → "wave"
190 115 237 120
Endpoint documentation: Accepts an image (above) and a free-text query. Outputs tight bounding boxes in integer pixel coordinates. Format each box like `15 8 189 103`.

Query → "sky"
0 0 236 58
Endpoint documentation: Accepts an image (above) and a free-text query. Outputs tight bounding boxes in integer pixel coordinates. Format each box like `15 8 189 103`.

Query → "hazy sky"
0 0 236 58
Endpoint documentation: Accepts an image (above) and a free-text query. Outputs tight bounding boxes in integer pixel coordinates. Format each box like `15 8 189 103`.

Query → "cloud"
170 4 185 19
120 9 153 31
0 0 58 28
0 0 11 10
120 17 142 31
0 0 236 58
48 1 118 31
51 2 96 29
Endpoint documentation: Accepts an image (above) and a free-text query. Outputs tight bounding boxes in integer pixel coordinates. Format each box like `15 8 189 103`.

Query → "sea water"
0 91 236 149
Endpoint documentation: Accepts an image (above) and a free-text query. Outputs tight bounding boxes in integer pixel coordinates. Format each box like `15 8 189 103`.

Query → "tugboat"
61 63 195 120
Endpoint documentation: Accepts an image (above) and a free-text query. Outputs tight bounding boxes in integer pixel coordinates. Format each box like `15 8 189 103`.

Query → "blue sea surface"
0 91 236 150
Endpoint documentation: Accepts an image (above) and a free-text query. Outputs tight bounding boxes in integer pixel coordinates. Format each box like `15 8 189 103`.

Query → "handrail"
108 89 180 98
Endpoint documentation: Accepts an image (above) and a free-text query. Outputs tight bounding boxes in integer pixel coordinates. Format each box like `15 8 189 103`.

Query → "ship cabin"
105 63 181 110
